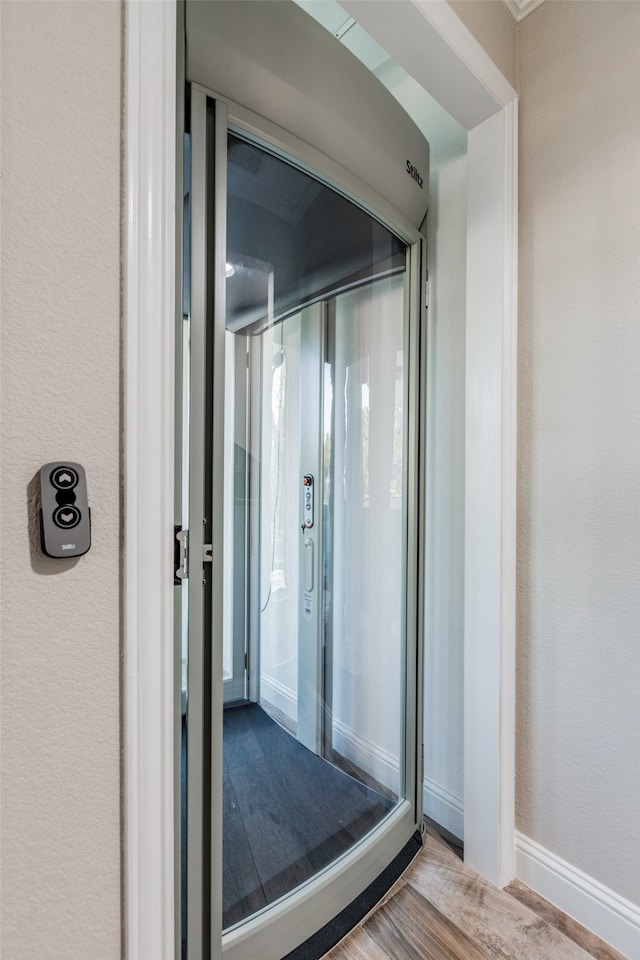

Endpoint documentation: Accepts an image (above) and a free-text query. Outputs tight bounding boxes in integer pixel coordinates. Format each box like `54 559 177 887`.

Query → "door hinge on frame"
174 526 189 583
424 278 430 309
174 528 212 584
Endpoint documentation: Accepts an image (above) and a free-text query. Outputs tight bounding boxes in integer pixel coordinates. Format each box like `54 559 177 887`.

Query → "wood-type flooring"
323 828 629 960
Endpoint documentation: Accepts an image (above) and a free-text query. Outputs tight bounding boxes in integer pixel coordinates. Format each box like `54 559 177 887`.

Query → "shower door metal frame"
187 83 427 960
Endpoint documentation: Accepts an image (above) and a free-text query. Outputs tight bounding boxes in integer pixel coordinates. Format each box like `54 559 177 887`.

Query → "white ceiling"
503 0 546 22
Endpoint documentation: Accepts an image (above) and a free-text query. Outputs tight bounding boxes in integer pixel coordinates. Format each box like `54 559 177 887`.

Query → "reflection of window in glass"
361 361 370 509
270 359 286 591
322 363 332 503
391 349 404 507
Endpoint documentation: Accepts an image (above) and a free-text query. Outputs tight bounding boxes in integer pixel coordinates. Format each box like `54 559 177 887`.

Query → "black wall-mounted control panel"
39 461 91 558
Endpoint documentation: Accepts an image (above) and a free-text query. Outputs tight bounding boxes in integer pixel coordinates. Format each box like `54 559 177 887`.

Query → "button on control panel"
51 466 79 491
301 473 314 530
39 461 91 558
53 504 82 530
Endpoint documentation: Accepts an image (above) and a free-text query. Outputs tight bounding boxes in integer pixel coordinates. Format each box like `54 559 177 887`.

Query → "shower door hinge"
174 527 188 583
424 279 430 309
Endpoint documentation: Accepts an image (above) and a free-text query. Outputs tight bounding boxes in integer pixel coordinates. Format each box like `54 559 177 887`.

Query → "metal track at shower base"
282 831 423 960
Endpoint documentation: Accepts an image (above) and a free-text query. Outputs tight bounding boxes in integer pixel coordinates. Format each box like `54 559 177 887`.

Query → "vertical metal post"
186 85 208 960
403 239 426 826
297 304 325 755
174 6 186 957
415 237 428 826
187 88 227 960
208 95 228 960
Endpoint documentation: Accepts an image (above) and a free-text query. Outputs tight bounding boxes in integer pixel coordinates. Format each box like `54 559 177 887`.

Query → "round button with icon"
51 466 79 491
53 504 82 529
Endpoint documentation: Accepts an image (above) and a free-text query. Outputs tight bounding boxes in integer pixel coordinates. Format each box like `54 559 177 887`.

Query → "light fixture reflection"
225 262 235 278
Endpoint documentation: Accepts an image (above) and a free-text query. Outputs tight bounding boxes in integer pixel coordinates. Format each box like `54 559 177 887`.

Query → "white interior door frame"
123 2 177 958
123 0 517 955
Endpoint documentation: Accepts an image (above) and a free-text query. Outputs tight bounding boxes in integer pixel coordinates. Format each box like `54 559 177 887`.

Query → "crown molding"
503 0 546 23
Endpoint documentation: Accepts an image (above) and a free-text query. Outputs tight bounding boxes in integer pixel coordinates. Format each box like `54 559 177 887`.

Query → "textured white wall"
517 0 640 904
0 2 123 957
448 0 517 91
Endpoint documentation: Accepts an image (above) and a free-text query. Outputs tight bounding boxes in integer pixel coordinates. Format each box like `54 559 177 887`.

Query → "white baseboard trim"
423 777 464 842
515 832 640 960
332 719 399 795
260 675 297 725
